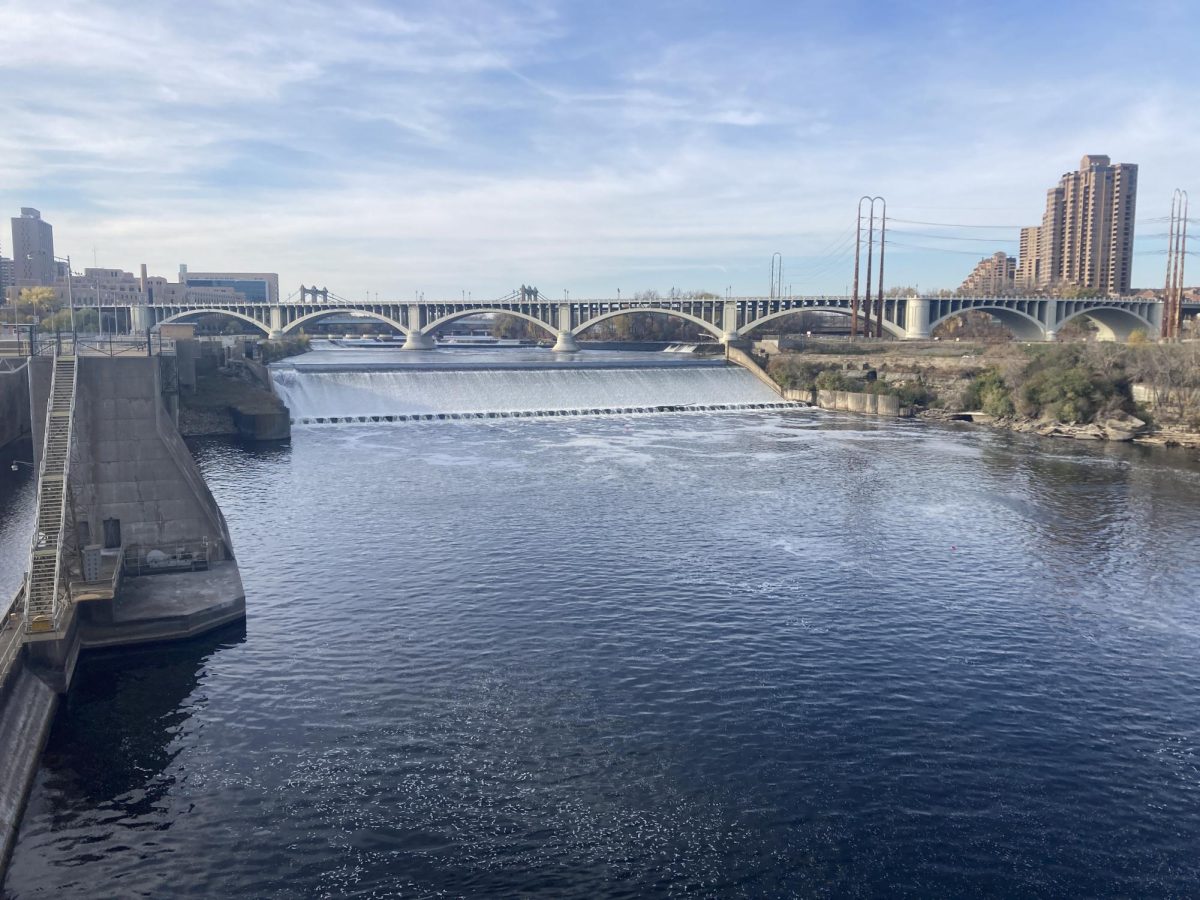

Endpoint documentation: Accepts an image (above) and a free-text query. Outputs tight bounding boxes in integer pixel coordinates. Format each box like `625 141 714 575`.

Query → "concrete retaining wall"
81 357 232 555
30 356 235 559
230 407 290 441
724 345 784 397
0 659 58 873
816 389 907 417
0 369 30 453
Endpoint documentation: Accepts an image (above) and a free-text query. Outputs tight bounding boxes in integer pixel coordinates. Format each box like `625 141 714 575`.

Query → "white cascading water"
270 364 791 423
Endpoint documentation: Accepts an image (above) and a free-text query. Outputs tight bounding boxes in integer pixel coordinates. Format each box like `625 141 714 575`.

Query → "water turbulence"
270 356 791 423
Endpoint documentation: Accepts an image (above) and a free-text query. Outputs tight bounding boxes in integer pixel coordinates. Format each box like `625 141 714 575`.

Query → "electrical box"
83 544 103 582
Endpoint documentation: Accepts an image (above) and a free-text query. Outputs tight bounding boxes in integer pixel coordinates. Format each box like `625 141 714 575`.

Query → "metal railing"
0 585 25 690
123 539 217 577
24 352 77 633
24 333 176 358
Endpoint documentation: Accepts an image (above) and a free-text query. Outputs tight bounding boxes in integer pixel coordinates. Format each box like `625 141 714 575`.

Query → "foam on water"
270 363 790 422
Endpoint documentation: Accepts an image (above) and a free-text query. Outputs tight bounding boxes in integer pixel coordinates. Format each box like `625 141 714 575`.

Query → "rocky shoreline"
919 408 1200 450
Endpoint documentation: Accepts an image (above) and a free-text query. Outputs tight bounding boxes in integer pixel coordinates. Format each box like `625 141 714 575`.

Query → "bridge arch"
1055 307 1155 342
571 307 725 341
423 308 558 340
741 306 906 339
930 305 1046 342
157 308 271 336
283 308 410 336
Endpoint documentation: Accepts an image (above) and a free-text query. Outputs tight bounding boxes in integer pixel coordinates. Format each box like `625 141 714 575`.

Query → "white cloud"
1 0 1196 297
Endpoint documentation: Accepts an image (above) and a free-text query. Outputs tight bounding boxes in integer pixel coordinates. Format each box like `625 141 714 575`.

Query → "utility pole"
852 196 885 340
1163 190 1189 341
875 199 887 338
851 201 864 340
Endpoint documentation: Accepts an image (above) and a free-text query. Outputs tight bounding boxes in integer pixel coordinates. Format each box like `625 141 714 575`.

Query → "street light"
52 255 77 342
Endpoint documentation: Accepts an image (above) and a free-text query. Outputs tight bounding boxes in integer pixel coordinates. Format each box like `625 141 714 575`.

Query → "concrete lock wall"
816 389 905 417
0 368 31 452
30 356 234 559
0 661 59 872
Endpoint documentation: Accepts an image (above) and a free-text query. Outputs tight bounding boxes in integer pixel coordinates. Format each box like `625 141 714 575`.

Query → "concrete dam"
0 340 245 879
270 349 792 423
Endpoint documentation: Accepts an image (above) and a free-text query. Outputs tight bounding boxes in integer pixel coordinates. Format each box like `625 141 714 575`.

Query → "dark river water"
5 393 1200 896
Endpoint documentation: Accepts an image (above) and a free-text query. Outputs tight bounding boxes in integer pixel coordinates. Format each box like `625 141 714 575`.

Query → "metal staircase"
24 352 78 634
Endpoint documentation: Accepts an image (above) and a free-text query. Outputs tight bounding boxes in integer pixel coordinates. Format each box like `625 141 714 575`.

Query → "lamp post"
52 255 77 344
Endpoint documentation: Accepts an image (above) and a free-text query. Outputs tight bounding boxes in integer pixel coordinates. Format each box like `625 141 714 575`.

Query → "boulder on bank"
1099 412 1148 442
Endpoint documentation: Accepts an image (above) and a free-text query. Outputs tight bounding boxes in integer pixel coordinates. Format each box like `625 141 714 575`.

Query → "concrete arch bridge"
136 287 1162 349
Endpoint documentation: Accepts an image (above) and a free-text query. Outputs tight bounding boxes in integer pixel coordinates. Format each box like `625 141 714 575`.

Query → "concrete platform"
81 561 246 649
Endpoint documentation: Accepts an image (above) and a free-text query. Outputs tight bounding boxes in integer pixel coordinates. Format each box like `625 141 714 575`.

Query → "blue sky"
2 0 1196 299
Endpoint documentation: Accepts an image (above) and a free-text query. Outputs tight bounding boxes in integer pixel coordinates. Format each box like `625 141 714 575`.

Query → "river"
4 349 1200 897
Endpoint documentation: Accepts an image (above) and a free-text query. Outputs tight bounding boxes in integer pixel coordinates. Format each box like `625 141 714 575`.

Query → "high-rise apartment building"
10 208 56 288
1015 226 1040 288
960 251 1016 295
1018 156 1137 295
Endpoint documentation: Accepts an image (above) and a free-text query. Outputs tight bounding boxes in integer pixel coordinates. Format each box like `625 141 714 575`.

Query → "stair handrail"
23 351 76 632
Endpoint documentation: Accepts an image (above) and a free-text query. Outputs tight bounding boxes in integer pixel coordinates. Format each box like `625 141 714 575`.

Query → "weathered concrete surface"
63 356 235 557
725 345 785 397
3 353 247 888
0 661 58 874
816 389 907 417
231 407 290 441
82 562 245 648
0 368 30 453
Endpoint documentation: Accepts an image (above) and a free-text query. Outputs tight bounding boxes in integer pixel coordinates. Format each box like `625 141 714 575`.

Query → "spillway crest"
270 361 789 423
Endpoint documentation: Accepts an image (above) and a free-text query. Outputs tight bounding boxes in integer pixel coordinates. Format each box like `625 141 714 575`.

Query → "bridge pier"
904 297 931 340
402 330 436 351
131 304 152 334
552 331 580 353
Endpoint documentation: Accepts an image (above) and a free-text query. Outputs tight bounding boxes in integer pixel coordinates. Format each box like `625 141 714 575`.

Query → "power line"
889 229 1018 244
887 217 1026 229
884 239 1010 257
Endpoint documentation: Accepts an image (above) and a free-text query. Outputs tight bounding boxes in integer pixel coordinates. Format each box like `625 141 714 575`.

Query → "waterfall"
270 358 791 424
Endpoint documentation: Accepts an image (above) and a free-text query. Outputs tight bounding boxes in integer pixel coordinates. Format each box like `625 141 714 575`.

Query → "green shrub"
815 369 857 392
962 369 1013 416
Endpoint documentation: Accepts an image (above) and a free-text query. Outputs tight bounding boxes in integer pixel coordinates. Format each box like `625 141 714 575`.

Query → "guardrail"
24 334 176 358
123 539 218 577
0 585 26 690
0 334 176 358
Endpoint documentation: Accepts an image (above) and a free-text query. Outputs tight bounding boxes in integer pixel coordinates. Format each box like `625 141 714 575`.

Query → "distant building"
959 251 1016 295
11 208 55 288
1018 155 1137 295
50 266 270 309
0 256 12 300
178 265 279 304
1015 227 1040 288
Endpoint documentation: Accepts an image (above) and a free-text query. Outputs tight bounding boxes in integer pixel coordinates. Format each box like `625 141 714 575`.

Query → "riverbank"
179 366 290 440
761 340 1200 451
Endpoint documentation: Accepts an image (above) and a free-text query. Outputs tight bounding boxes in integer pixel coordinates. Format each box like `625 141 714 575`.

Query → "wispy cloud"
1 0 1197 297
